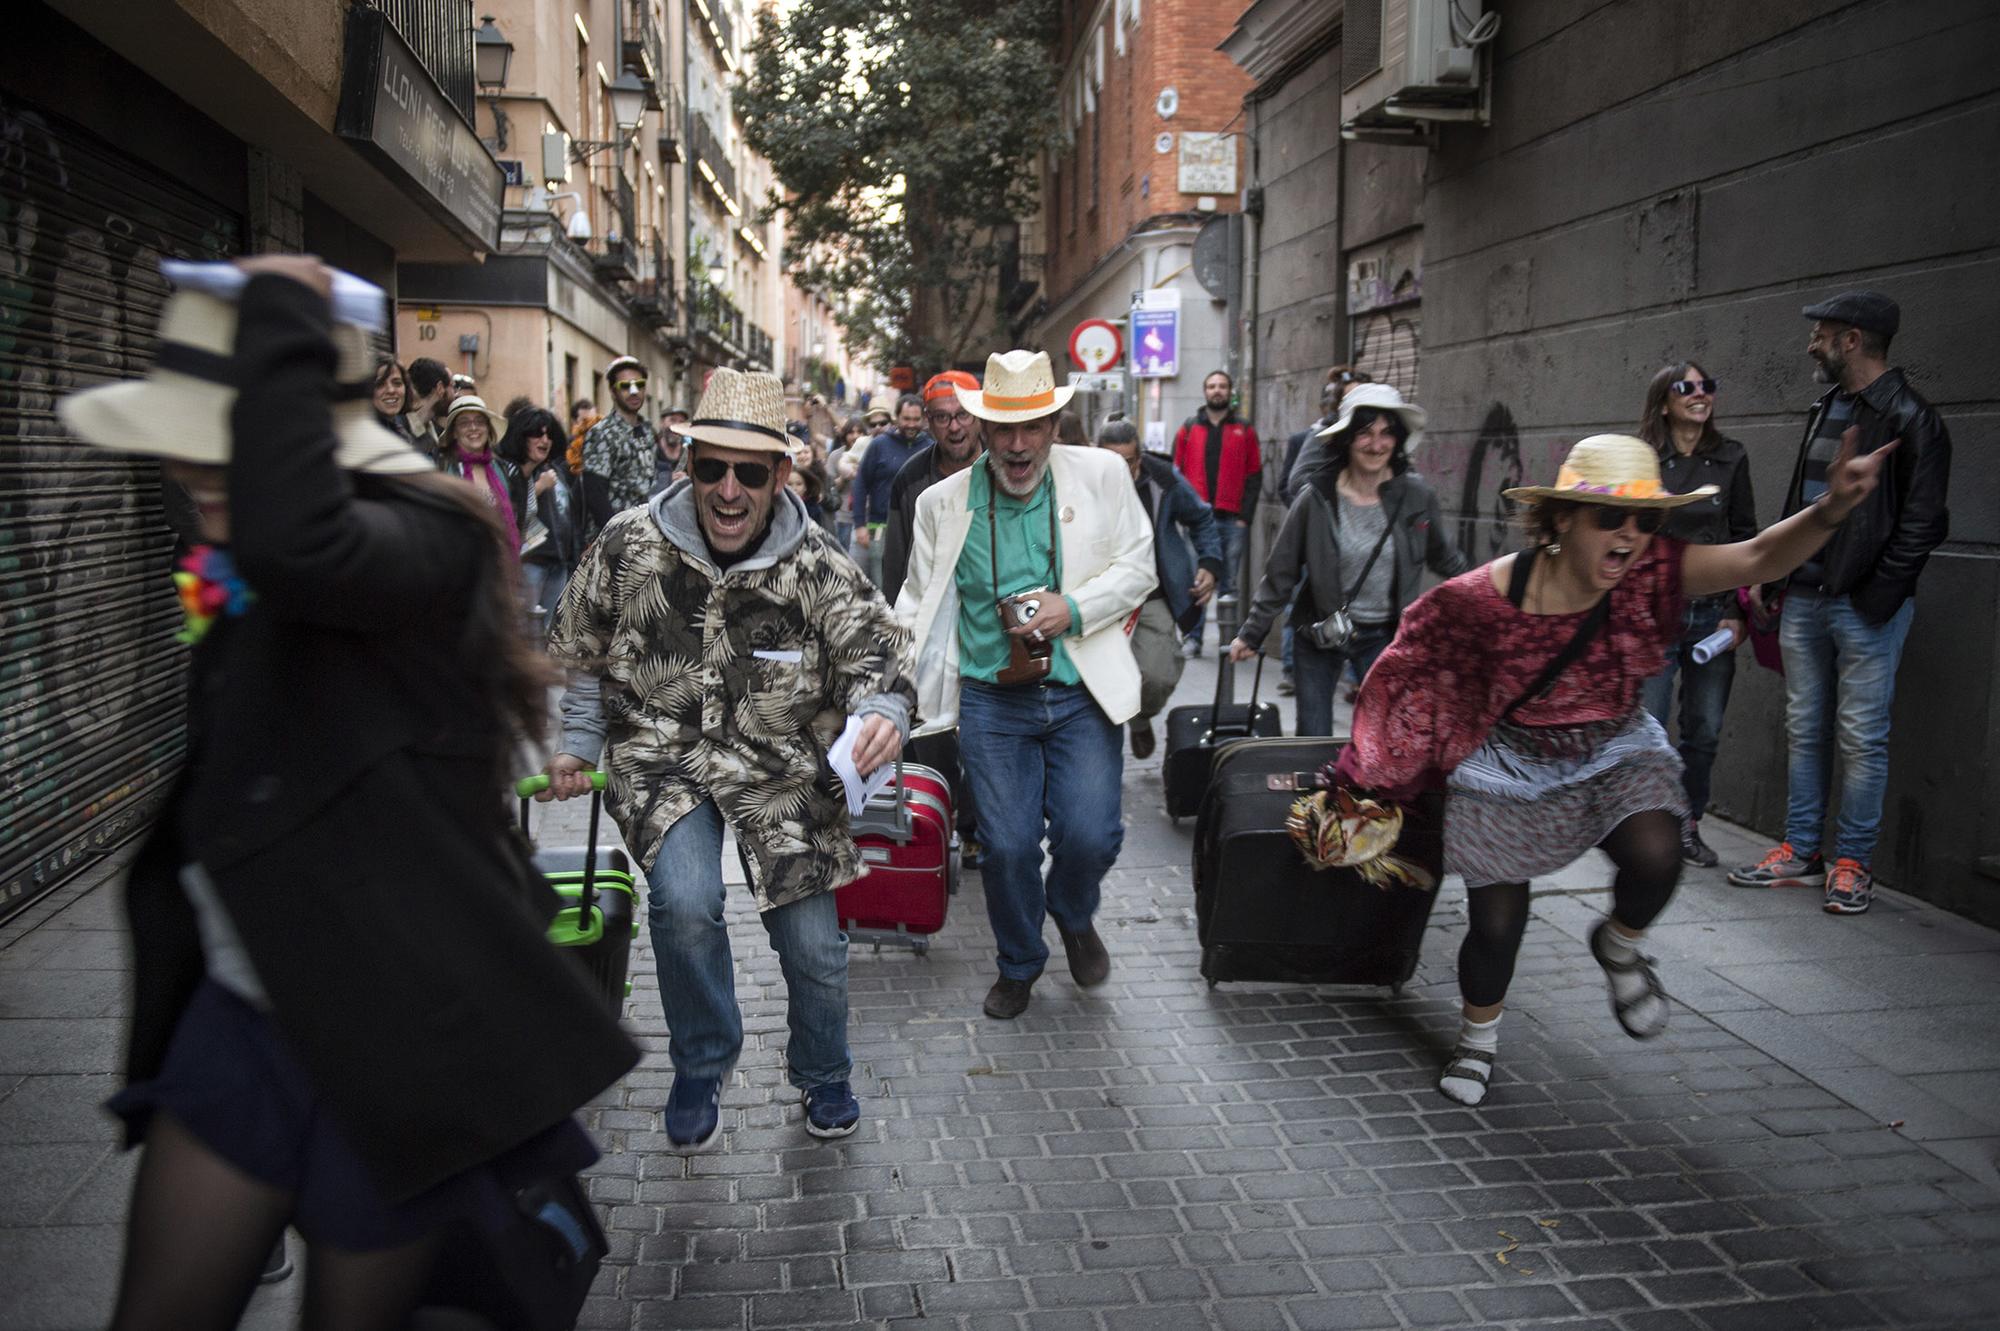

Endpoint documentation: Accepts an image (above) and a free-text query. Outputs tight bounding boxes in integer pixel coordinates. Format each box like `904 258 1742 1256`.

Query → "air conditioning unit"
1340 0 1499 145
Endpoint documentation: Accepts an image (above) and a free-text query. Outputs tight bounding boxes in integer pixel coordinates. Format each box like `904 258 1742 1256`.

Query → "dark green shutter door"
0 98 241 923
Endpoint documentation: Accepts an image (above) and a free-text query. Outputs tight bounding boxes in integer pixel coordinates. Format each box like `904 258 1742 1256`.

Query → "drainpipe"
1241 97 1261 427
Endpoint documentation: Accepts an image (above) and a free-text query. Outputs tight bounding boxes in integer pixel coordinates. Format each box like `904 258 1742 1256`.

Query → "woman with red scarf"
438 395 520 552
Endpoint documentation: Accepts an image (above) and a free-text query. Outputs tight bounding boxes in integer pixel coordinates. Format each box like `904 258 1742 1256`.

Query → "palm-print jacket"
549 484 915 908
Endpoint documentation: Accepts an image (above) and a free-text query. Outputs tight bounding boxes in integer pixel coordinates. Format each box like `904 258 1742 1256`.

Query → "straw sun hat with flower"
1503 434 1716 509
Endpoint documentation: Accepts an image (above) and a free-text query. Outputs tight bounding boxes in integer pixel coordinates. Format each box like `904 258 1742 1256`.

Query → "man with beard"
881 370 982 604
851 394 930 585
580 354 657 535
1171 369 1262 656
898 350 1156 1020
545 367 914 1149
1728 291 1951 916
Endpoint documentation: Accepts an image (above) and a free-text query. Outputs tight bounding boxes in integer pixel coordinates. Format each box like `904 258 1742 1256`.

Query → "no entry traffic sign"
1068 319 1123 374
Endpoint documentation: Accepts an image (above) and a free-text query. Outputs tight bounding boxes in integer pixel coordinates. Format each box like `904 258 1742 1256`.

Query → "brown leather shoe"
1058 924 1111 988
983 975 1037 1019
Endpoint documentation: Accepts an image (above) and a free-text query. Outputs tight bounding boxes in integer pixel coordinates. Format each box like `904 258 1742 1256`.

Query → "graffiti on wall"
1453 402 1526 563
0 98 238 918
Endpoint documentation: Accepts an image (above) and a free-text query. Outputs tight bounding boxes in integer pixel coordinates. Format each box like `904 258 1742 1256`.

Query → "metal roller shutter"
0 98 241 923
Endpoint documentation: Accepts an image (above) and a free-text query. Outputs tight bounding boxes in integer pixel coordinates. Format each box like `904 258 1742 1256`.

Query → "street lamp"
473 15 515 151
707 263 728 287
570 71 650 164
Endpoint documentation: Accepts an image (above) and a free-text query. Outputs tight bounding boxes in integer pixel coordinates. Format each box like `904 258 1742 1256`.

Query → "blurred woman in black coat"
59 257 636 1331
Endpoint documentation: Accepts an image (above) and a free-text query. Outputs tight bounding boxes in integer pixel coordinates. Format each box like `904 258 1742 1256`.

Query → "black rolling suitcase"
1163 654 1283 819
1192 736 1443 990
517 772 638 1014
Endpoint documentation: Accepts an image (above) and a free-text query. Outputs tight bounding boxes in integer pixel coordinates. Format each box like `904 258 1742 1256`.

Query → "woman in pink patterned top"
1330 432 1896 1106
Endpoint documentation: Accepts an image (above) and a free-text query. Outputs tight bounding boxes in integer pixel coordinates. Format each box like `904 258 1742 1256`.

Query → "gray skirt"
1444 709 1688 887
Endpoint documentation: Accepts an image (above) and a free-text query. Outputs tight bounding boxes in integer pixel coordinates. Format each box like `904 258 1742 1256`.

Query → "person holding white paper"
543 368 915 1151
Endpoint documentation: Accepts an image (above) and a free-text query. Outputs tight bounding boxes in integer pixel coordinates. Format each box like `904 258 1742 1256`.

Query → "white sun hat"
959 349 1075 424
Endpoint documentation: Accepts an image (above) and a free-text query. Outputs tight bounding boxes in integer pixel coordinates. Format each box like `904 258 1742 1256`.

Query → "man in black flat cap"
1727 291 1952 916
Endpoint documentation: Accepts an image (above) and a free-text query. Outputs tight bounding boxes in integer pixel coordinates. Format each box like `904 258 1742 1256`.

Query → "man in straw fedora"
1314 429 1896 1107
543 367 916 1150
896 349 1157 1020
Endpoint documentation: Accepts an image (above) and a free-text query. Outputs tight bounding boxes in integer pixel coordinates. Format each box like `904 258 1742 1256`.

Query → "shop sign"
1177 133 1237 195
337 7 503 249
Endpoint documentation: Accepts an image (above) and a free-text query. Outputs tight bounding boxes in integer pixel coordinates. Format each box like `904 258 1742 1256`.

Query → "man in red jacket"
1171 369 1262 656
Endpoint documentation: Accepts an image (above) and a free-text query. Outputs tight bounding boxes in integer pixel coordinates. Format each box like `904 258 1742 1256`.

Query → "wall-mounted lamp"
474 15 515 151
570 72 649 164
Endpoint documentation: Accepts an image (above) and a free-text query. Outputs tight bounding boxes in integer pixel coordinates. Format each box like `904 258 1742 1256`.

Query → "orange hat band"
980 387 1057 412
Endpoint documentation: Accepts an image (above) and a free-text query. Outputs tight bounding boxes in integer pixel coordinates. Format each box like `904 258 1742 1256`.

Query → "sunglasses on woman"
1669 378 1718 396
1590 506 1666 534
690 456 774 488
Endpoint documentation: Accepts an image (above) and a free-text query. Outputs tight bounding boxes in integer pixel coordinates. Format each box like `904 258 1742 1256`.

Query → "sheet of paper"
827 714 895 818
160 258 390 332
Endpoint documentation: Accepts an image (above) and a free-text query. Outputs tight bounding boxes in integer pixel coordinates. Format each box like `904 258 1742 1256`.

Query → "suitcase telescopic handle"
1208 652 1267 740
515 770 608 926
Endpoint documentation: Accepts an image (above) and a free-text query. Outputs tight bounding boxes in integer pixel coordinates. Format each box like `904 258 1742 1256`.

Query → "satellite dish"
1155 87 1178 120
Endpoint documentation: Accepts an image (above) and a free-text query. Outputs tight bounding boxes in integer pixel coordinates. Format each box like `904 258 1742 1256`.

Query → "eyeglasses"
927 409 974 429
612 378 648 393
1590 506 1666 534
690 456 774 488
1669 378 1717 397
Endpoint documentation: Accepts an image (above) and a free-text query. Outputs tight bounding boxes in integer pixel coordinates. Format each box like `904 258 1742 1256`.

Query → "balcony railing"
656 93 686 164
746 325 773 370
689 111 737 209
688 279 746 354
630 232 676 328
690 0 735 69
361 0 474 122
624 1 667 110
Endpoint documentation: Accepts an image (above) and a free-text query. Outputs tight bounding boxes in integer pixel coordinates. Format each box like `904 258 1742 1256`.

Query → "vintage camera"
995 586 1056 685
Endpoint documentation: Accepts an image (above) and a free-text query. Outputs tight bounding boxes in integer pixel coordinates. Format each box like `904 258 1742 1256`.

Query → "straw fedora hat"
58 289 432 475
1314 382 1427 454
960 349 1075 424
683 367 792 453
1504 434 1716 508
440 394 507 445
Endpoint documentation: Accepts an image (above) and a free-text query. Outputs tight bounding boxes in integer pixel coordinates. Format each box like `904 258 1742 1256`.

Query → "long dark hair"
497 406 564 475
1638 361 1721 458
371 471 554 765
1321 407 1413 477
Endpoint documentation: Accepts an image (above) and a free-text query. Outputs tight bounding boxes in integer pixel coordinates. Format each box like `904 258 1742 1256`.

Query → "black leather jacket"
1782 367 1951 623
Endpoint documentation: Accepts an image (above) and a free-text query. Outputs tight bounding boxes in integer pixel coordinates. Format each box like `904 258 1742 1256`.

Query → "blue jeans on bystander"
957 682 1125 981
1186 513 1245 647
1778 589 1915 864
1291 623 1393 737
1641 596 1738 817
645 800 851 1089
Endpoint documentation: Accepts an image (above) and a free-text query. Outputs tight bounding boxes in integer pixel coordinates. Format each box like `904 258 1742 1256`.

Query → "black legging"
1458 809 1682 1008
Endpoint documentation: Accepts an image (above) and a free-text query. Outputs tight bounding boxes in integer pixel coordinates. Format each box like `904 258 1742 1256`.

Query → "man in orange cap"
881 370 982 603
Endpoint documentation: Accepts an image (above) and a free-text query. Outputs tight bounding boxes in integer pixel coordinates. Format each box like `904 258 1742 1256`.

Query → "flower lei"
173 545 254 644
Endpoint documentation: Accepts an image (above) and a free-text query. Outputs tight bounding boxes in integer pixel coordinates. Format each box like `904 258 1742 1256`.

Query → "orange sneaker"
1822 859 1874 915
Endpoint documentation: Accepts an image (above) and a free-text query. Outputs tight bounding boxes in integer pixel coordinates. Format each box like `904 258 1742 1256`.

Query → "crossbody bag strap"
1309 483 1402 618
1501 545 1612 719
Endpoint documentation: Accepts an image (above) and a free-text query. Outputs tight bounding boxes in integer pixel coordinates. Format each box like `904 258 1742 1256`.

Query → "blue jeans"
1292 622 1393 737
521 560 571 636
645 801 851 1089
957 682 1125 980
1778 590 1915 864
1641 596 1737 816
1188 514 1246 644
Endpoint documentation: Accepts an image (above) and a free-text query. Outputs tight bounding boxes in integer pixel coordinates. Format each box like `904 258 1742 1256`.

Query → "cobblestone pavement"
4 649 2000 1329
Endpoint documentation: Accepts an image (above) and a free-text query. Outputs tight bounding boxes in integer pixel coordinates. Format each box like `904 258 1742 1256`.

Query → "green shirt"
955 463 1084 685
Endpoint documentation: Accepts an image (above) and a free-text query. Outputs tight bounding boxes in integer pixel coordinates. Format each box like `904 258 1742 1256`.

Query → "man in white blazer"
897 350 1158 1019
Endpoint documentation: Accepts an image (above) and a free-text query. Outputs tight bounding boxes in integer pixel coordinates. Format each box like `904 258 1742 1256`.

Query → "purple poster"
1130 305 1179 378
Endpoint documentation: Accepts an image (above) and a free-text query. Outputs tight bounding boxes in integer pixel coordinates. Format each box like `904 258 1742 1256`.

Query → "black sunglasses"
691 456 774 488
1590 506 1666 534
1669 378 1717 396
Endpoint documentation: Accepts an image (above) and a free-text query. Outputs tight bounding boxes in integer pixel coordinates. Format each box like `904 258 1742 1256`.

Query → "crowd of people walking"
77 255 1951 1327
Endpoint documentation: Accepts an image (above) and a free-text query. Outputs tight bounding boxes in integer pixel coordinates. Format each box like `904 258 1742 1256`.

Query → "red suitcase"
835 760 958 954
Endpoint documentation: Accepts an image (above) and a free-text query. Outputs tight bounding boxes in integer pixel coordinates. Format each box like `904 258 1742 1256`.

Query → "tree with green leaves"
736 0 1057 373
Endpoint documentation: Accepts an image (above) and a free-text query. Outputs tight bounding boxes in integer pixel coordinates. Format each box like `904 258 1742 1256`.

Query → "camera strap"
1500 544 1612 718
1309 483 1402 620
986 478 1062 605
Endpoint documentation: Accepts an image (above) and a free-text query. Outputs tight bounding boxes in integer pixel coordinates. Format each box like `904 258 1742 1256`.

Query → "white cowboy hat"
1314 382 1427 454
440 394 507 443
682 367 793 453
1503 434 1717 508
58 289 431 475
959 349 1075 424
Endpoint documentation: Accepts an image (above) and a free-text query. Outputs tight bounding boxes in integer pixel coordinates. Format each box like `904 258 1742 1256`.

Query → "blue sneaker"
803 1080 861 1138
663 1075 722 1151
